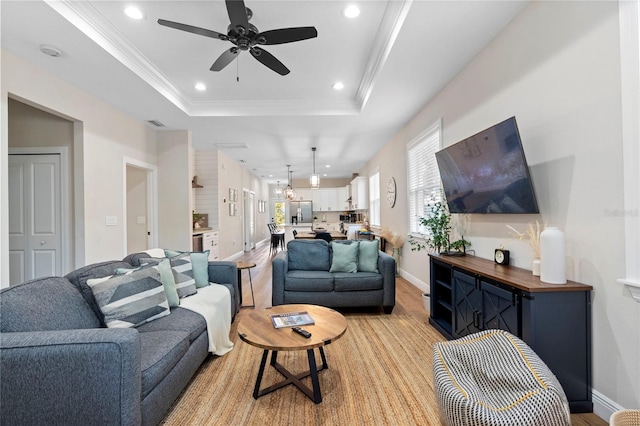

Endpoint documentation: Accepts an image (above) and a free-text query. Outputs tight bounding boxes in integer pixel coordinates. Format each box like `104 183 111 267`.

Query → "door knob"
40 240 46 245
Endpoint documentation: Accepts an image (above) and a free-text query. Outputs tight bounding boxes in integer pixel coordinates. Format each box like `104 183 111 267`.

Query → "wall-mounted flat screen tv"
435 117 539 214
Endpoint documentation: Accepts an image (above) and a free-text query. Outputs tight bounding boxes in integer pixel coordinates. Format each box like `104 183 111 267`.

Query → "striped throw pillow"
87 266 170 328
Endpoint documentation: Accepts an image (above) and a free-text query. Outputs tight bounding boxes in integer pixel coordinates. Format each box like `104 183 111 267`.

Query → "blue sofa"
272 239 396 313
0 255 238 426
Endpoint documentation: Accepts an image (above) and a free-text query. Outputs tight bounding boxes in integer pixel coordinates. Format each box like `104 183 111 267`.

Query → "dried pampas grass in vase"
506 221 545 275
380 228 405 276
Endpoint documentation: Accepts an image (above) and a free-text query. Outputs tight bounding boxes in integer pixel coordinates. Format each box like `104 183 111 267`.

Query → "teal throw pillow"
330 241 359 273
189 251 210 288
358 240 379 273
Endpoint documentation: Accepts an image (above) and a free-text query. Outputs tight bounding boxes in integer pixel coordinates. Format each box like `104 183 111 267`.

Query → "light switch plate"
137 216 146 224
105 216 118 226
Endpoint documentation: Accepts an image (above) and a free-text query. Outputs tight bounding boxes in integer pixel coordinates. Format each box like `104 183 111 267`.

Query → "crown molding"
355 0 413 111
44 0 191 114
45 0 410 117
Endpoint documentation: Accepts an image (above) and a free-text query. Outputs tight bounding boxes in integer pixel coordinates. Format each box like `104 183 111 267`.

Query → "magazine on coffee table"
270 311 315 329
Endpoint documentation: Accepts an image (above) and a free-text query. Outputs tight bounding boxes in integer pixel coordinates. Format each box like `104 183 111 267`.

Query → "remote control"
292 327 312 338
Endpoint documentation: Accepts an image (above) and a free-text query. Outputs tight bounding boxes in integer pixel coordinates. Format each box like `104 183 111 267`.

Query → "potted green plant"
408 198 471 255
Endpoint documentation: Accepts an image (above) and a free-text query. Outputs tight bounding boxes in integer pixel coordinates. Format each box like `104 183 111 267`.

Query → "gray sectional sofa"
272 239 396 313
0 255 239 426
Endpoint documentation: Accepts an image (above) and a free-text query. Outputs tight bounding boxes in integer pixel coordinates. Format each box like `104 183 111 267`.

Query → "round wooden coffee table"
237 304 347 404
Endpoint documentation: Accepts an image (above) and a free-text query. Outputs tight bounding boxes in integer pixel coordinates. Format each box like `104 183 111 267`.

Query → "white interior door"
9 154 62 285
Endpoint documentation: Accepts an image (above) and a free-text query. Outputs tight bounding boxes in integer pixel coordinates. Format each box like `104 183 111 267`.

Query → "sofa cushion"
334 272 384 292
65 260 134 326
330 241 359 273
284 270 335 292
88 267 170 328
287 240 330 271
358 240 380 273
0 277 101 332
139 330 190 398
164 250 211 288
136 306 206 343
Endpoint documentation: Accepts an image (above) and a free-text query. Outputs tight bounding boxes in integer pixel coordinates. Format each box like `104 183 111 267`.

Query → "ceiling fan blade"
158 19 226 40
258 27 318 45
210 48 240 71
225 0 249 33
250 46 290 76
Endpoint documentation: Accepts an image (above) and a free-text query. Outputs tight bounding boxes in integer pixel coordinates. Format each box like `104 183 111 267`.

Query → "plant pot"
422 293 431 313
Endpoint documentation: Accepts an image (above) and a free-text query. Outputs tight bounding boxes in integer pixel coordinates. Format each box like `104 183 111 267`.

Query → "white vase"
532 258 541 276
540 227 566 284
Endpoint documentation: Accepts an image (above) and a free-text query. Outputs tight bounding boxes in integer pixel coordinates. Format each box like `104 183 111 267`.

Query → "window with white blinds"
369 171 380 226
407 120 442 236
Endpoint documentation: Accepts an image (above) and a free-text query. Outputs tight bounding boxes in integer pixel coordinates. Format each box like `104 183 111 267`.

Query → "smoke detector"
40 45 62 57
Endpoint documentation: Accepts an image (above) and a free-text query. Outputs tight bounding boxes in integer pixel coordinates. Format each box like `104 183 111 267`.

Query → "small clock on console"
494 248 510 265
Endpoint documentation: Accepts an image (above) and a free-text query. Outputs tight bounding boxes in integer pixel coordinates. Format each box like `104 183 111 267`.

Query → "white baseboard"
592 388 624 422
399 269 429 294
224 250 245 261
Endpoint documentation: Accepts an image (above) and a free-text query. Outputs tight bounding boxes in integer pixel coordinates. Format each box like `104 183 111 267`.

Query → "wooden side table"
237 304 347 403
236 261 256 308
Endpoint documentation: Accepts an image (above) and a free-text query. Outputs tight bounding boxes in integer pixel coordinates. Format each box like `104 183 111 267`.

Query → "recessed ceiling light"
332 82 345 90
325 165 331 168
124 6 145 20
343 5 360 19
195 82 206 91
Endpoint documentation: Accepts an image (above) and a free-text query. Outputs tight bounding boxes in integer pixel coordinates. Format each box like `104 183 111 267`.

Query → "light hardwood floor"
233 242 607 426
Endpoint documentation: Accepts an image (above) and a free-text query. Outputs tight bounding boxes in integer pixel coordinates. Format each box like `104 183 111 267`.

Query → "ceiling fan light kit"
158 0 318 76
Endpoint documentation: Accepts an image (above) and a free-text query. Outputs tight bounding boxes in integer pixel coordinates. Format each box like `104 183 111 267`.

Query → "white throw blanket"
179 284 234 356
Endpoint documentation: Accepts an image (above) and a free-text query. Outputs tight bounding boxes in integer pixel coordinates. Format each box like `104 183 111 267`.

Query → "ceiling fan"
158 0 318 76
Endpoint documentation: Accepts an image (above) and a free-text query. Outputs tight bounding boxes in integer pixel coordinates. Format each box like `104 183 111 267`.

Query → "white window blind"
407 120 442 236
369 171 380 226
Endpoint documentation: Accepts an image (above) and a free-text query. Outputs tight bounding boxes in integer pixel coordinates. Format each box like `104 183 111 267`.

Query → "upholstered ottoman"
432 330 571 426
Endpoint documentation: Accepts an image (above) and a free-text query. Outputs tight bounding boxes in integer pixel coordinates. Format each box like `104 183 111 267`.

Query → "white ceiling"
1 0 527 183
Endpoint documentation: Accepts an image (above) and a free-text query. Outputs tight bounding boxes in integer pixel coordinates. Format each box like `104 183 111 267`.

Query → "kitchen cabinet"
294 188 312 201
203 231 219 261
338 186 349 210
429 254 593 413
312 188 342 211
350 176 368 210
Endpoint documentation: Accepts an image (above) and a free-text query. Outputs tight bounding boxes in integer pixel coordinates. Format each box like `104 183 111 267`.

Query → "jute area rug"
162 315 447 426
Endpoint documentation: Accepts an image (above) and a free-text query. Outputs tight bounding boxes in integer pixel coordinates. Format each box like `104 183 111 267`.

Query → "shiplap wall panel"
194 151 219 229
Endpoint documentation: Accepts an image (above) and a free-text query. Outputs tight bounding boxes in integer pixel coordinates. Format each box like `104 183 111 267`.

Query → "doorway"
123 157 158 256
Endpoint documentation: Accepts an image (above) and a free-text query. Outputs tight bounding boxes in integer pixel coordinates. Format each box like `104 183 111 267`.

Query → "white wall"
157 130 192 251
364 0 638 415
1 50 158 279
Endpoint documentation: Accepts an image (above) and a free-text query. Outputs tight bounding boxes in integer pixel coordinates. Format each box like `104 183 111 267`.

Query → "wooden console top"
430 254 593 293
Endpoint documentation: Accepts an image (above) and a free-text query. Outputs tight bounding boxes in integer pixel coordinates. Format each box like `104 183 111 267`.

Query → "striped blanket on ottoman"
432 330 570 426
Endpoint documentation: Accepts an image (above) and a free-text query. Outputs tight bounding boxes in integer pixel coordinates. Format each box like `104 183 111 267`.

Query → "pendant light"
283 165 296 201
310 147 320 189
275 180 282 196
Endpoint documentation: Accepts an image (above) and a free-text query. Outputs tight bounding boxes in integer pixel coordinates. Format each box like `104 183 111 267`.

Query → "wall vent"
215 143 249 149
147 120 165 127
